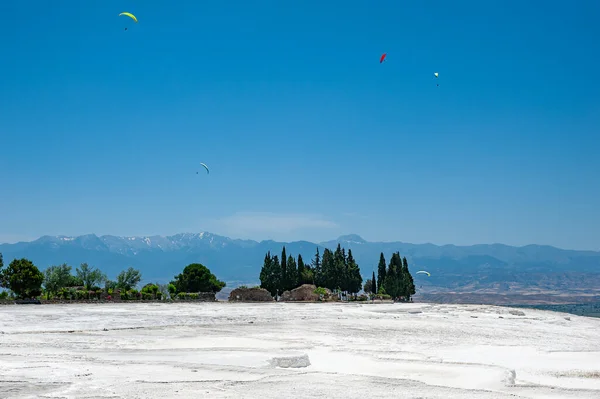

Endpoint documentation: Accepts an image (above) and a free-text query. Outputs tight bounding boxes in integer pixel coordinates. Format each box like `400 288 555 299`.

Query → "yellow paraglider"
119 12 138 23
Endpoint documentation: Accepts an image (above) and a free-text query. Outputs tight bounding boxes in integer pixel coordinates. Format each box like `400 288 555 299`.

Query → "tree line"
259 245 416 301
260 244 363 297
0 252 225 301
363 252 416 300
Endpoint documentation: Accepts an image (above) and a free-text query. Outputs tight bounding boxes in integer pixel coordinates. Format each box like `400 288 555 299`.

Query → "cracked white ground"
1 302 599 398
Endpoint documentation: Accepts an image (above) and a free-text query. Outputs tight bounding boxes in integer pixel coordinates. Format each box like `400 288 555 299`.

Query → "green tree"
104 279 117 291
319 248 333 289
286 254 298 291
167 283 177 298
270 255 282 297
76 263 106 290
43 263 72 299
141 283 160 299
297 254 305 284
281 246 287 291
311 247 322 286
0 252 4 287
116 267 142 291
346 249 362 295
372 271 377 295
402 256 416 300
65 274 84 287
332 244 345 291
363 278 373 293
377 253 386 292
171 263 225 293
1 258 44 299
384 252 405 299
259 251 278 297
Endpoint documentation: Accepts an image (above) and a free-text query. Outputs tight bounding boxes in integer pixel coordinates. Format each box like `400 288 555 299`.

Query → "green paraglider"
416 270 431 277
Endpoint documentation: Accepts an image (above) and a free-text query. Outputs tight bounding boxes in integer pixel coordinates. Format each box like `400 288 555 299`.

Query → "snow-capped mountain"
1 233 599 294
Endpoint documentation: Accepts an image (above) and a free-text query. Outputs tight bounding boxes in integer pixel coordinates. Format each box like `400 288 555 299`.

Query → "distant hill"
1 233 599 301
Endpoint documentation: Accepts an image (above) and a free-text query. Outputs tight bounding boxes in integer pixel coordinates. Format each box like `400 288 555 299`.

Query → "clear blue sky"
1 0 599 250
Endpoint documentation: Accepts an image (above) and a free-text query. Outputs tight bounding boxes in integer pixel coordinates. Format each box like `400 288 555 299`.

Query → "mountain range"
1 233 599 300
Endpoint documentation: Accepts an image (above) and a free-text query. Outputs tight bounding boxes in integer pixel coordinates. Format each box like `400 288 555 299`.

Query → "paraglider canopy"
379 53 387 63
416 271 431 277
434 72 439 78
119 12 138 23
199 163 209 174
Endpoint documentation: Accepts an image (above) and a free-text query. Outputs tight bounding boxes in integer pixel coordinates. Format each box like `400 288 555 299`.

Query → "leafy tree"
167 283 177 298
377 253 386 292
116 267 142 291
171 263 225 293
372 271 377 295
1 258 44 299
104 279 117 291
66 274 84 287
76 263 106 290
44 263 72 299
363 278 373 294
141 283 160 299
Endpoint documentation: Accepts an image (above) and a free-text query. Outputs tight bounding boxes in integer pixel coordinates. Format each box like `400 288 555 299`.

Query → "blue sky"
1 0 599 250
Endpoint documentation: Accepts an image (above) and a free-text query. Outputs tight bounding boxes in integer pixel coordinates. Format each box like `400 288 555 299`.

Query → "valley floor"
0 302 599 398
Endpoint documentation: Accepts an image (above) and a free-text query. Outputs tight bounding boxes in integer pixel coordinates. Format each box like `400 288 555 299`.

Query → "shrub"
107 288 114 295
314 287 327 296
75 290 87 300
177 292 187 300
142 292 153 300
156 292 163 300
189 293 199 300
0 291 8 300
120 291 129 300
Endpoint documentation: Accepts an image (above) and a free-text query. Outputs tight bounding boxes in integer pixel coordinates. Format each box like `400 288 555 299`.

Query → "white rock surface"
0 302 599 398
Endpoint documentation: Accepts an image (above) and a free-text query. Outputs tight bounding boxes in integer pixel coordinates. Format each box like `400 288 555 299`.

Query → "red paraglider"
379 53 387 63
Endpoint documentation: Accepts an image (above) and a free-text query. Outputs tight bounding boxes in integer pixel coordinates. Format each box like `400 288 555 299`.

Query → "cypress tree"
297 254 305 284
259 251 273 296
372 270 377 295
281 246 287 291
312 247 322 286
271 255 282 297
377 253 386 293
286 254 298 291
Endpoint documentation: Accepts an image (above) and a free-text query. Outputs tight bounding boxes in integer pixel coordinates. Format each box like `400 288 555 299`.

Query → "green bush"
120 291 129 300
142 292 153 300
0 291 8 300
314 287 327 296
177 292 187 300
75 290 87 300
107 288 114 295
189 293 199 300
156 292 163 300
